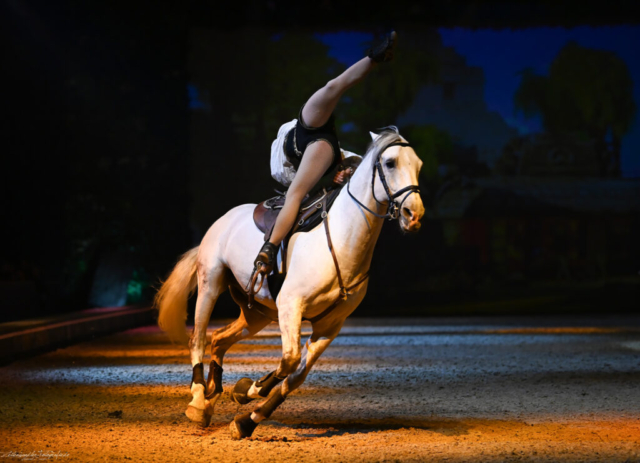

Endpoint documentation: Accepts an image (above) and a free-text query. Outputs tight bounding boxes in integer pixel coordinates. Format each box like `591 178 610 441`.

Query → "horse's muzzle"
400 207 422 233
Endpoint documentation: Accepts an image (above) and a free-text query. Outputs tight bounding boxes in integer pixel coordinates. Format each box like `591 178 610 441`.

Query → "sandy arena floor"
1 316 639 462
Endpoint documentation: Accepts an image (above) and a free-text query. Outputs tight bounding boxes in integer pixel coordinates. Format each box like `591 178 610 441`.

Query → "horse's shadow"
198 416 471 440
274 417 471 438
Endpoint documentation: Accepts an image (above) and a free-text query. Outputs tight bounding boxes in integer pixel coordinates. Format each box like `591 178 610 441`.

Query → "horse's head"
368 128 424 233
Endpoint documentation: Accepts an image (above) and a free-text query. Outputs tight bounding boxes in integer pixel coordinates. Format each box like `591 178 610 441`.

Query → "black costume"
283 104 342 179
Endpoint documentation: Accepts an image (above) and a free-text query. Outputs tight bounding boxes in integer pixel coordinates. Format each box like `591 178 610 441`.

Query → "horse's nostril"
402 207 412 218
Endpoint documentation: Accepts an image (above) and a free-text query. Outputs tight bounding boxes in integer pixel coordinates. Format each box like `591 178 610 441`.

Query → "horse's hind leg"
212 285 273 368
206 287 272 404
186 261 226 427
230 319 343 439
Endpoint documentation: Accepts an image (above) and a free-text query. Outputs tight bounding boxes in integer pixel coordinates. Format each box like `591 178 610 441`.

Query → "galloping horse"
155 127 424 439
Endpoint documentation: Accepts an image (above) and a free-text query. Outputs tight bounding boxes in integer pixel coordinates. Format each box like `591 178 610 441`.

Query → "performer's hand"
333 167 354 185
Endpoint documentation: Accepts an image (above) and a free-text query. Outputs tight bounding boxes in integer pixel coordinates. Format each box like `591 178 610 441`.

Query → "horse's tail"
155 246 199 346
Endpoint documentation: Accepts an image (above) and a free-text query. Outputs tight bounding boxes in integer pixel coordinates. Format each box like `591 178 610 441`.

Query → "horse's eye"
385 160 395 169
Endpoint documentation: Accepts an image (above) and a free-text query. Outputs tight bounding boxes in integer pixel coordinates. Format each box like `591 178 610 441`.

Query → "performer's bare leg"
301 57 377 129
268 141 334 246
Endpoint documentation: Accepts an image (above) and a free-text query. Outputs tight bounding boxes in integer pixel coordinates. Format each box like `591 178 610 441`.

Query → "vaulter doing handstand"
254 31 398 277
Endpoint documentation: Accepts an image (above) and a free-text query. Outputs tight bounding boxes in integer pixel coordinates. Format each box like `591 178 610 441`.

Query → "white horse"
155 127 424 439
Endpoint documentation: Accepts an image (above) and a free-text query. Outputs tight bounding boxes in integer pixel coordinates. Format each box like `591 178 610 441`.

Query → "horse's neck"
327 161 386 276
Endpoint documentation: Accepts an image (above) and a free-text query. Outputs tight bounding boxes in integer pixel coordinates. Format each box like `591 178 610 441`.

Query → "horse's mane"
363 126 406 167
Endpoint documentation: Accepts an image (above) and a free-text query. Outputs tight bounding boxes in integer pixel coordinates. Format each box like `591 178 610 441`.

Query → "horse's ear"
369 131 380 142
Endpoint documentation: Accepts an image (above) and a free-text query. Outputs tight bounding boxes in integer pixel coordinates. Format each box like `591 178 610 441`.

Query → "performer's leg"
268 141 334 246
301 30 397 128
301 57 377 129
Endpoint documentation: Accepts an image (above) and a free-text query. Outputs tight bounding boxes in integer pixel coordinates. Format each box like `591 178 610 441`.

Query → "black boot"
254 241 278 274
367 31 397 63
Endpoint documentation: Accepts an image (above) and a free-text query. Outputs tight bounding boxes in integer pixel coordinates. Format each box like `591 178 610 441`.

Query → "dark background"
2 0 639 322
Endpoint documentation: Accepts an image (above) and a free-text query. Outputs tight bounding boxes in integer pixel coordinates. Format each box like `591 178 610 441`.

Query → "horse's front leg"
229 318 340 439
230 296 302 405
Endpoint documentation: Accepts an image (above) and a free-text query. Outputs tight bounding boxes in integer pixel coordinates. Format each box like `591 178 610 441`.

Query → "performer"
255 31 398 275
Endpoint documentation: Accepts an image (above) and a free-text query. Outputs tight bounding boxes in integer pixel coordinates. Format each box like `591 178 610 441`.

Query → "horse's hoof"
229 412 257 440
231 377 255 405
229 419 242 440
185 404 212 428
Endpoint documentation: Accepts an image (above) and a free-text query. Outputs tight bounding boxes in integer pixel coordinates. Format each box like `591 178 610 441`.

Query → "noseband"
347 141 421 220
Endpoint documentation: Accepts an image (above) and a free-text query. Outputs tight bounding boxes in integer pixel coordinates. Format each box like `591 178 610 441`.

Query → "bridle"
347 140 421 220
